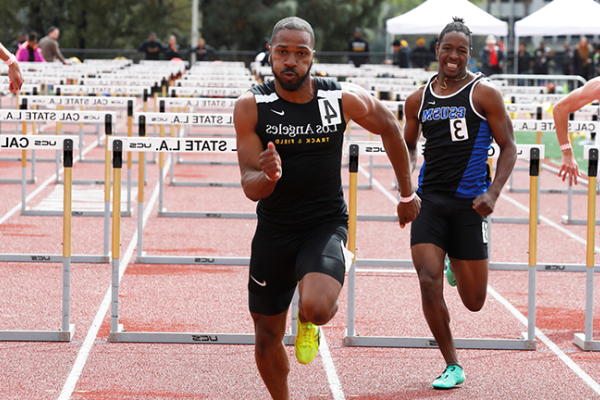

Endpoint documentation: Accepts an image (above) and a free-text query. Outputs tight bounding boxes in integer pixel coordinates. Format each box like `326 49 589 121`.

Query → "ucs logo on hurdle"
192 335 219 342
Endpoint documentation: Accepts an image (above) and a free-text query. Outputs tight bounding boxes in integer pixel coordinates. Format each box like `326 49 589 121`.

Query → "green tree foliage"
0 0 191 50
200 0 386 52
1 0 388 54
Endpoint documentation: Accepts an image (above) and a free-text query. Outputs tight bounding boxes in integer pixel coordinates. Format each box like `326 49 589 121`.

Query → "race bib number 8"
318 98 342 127
450 118 469 141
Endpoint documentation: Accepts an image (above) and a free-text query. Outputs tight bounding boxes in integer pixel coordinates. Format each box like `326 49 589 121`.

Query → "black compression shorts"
410 191 489 260
248 221 348 316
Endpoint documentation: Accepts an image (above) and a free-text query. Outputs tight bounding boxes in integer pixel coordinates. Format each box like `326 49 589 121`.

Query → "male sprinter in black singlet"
234 17 420 400
404 17 516 389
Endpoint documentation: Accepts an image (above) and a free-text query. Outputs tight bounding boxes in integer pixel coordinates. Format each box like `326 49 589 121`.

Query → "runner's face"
270 29 314 92
437 31 471 78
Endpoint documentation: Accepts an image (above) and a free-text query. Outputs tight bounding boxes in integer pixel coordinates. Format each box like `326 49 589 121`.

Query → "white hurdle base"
109 324 295 345
0 254 109 263
0 324 75 342
158 210 256 219
561 215 600 226
345 333 536 350
136 254 249 265
574 334 600 351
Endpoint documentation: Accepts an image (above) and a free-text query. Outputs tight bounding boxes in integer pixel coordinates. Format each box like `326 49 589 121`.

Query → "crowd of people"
7 26 70 65
385 33 600 85
138 32 217 62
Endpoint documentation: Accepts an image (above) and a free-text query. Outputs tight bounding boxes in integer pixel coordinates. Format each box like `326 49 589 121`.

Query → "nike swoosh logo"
251 275 266 287
271 109 285 116
428 101 436 105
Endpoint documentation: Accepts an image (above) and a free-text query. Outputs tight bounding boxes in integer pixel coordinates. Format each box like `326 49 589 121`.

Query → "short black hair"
28 31 38 42
47 26 59 35
271 17 315 48
439 17 473 48
392 39 400 47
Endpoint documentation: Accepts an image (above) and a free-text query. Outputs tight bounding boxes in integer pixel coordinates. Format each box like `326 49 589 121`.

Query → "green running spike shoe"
445 256 456 287
432 364 465 389
295 312 321 365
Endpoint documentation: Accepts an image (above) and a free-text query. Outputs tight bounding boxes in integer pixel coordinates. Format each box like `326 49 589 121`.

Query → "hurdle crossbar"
344 143 540 351
0 138 75 341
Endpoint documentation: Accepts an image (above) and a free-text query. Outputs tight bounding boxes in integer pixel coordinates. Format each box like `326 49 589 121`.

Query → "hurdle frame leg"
574 148 599 351
0 139 76 342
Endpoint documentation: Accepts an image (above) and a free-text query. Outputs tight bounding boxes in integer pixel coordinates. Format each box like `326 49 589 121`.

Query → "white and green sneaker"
432 364 465 389
445 256 456 287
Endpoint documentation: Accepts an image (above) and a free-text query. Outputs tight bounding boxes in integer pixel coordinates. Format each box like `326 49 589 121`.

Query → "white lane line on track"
319 329 346 400
58 157 166 400
361 167 600 395
487 285 600 395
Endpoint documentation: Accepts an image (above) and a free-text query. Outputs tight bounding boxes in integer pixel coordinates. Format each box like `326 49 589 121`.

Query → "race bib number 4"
450 118 469 141
318 98 342 127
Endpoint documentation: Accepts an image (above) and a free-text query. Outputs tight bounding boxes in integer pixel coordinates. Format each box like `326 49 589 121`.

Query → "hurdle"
1 110 118 217
506 104 598 197
562 137 600 226
107 138 297 345
131 112 255 221
0 136 76 341
0 108 118 262
344 142 542 350
159 95 239 167
574 146 599 351
108 131 254 267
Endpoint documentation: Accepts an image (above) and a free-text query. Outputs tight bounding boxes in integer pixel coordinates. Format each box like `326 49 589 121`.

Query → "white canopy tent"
514 0 600 38
513 0 600 74
386 0 508 37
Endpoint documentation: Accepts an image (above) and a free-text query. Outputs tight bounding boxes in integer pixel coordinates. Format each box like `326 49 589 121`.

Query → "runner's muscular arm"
341 82 420 228
551 77 600 185
403 88 425 174
234 91 280 202
473 80 517 217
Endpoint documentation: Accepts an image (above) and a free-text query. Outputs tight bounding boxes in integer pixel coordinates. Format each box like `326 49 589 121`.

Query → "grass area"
514 131 589 168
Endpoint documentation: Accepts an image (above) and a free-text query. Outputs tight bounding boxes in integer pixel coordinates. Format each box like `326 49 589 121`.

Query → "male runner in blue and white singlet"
404 17 517 389
234 16 420 400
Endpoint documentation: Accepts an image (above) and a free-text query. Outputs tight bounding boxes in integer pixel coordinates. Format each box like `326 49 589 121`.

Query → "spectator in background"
138 32 164 61
398 40 412 68
428 35 439 66
479 35 504 77
188 37 216 62
411 37 431 70
517 42 533 86
38 27 68 64
348 27 369 67
561 42 574 76
163 35 181 61
254 38 270 66
386 39 411 68
573 37 593 80
533 41 549 77
9 32 27 55
560 42 575 91
593 42 600 78
15 32 45 63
